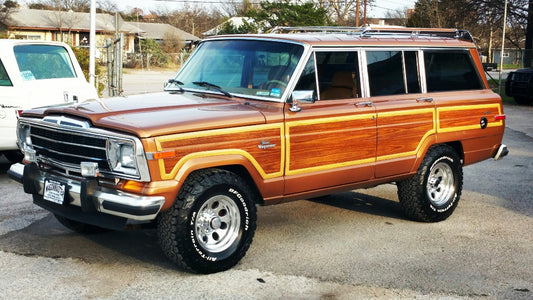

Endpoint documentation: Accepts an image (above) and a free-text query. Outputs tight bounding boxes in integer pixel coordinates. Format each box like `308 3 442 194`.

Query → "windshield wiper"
192 81 232 98
164 79 184 93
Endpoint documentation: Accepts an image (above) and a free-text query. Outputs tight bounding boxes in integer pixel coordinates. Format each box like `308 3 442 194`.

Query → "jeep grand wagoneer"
9 26 507 273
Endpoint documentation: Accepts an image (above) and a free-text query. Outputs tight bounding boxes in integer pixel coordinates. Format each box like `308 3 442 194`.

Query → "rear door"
364 49 436 178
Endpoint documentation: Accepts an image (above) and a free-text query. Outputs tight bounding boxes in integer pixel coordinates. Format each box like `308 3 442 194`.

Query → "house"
492 48 525 67
1 8 139 56
126 21 199 50
1 9 199 60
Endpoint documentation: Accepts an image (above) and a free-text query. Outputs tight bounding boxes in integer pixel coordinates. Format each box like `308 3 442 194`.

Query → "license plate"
43 179 66 204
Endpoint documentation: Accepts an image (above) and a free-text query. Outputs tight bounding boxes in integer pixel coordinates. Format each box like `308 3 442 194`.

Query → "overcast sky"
112 0 415 18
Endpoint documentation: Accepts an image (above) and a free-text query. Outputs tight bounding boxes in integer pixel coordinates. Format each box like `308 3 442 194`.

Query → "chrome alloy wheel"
194 195 241 253
426 161 455 206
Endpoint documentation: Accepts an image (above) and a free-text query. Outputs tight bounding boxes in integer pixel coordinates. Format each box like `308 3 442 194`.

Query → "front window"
14 45 77 81
175 39 304 100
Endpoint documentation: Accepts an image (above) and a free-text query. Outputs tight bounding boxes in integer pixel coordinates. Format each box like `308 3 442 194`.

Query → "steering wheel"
262 80 287 90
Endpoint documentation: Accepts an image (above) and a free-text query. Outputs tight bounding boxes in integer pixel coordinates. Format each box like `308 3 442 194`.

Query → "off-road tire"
397 145 463 222
54 214 111 234
157 169 257 274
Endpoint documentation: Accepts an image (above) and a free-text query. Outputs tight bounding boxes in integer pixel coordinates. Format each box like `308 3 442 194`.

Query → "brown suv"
9 26 508 273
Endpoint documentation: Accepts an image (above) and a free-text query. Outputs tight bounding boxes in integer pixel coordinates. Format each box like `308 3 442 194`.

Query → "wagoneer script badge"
258 140 276 149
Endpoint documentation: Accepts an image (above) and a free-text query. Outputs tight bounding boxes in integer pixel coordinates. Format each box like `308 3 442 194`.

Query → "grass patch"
487 78 515 104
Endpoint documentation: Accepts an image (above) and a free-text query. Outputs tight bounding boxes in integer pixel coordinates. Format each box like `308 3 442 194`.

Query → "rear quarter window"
424 50 483 92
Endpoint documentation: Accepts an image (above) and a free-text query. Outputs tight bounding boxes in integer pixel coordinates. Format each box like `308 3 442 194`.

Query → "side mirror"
288 90 315 112
164 79 184 93
291 90 316 104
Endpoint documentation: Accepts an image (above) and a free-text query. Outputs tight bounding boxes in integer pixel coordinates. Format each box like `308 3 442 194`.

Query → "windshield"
175 39 304 100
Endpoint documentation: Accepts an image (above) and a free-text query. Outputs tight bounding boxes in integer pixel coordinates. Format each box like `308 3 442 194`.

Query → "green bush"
72 47 105 96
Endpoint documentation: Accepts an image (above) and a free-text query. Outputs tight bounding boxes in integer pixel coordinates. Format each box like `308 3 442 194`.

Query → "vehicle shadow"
0 214 181 272
308 190 407 221
0 160 11 174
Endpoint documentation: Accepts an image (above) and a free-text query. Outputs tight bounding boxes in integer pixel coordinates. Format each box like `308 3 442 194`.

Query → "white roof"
4 8 139 33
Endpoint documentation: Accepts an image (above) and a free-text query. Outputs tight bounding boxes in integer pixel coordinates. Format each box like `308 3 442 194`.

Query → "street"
0 71 531 299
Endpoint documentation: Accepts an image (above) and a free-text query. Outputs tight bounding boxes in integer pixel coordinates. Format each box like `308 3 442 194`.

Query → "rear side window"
0 59 13 86
366 51 421 96
424 50 483 92
14 45 76 81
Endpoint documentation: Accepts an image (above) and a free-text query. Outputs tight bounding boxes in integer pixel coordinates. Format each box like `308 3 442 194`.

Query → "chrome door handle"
416 97 433 103
355 101 373 107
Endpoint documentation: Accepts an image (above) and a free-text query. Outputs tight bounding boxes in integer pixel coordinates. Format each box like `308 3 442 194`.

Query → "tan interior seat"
321 71 355 100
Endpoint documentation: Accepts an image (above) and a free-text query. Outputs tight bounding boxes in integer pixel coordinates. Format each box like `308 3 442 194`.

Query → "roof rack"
360 26 473 42
269 26 473 42
269 26 362 34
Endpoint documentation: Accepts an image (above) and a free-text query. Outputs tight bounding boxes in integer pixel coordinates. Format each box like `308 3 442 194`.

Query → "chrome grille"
19 116 150 182
31 126 109 170
30 125 111 172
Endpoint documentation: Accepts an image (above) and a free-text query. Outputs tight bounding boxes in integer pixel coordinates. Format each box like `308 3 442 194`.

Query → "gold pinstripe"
152 104 503 180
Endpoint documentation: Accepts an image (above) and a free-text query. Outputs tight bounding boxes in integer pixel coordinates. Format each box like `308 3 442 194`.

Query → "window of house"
424 50 483 92
366 50 421 96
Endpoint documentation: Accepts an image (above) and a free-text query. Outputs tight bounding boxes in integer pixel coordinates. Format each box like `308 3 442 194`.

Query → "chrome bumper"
493 144 509 161
8 163 165 221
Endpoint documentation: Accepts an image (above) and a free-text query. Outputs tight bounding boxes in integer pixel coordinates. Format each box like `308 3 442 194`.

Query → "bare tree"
97 0 118 14
314 0 374 26
45 0 90 12
219 0 257 17
385 8 409 26
1 0 19 26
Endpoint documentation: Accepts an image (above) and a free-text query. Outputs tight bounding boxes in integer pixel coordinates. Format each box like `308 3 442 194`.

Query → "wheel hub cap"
426 161 455 207
194 195 241 253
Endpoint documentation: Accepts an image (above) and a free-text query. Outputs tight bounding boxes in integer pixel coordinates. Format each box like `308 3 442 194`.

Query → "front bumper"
9 163 165 225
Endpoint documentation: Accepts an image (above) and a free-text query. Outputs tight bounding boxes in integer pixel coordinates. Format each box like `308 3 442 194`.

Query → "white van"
0 40 97 162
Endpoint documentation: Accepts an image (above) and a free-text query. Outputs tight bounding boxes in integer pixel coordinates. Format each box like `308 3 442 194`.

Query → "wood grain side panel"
286 114 376 175
376 109 435 160
437 104 503 132
154 125 284 180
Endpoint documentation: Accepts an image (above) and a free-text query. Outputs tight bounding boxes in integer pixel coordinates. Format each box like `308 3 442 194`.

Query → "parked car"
0 39 98 162
505 68 533 105
9 27 507 274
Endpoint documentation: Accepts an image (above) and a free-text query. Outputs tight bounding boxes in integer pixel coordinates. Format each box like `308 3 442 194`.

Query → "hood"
21 92 267 138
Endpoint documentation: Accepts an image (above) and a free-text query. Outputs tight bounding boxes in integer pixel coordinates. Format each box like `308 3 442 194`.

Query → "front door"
284 50 377 195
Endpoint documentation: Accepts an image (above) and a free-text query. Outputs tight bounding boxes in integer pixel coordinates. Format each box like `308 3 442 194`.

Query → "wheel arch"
412 140 464 173
170 154 267 206
444 141 464 163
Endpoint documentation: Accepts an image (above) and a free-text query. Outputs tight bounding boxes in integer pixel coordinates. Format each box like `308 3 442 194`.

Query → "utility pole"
363 0 367 26
89 0 96 87
356 0 360 27
498 0 508 95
